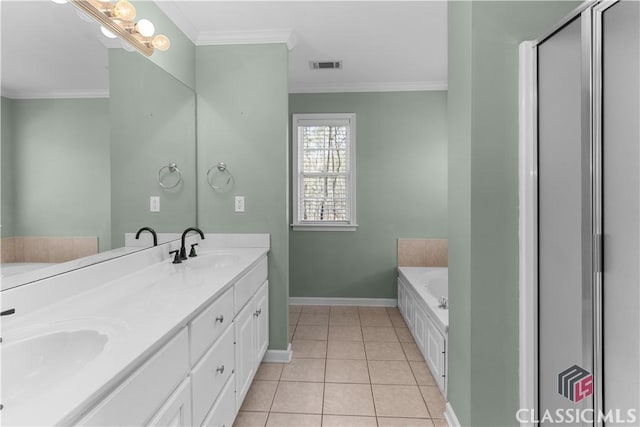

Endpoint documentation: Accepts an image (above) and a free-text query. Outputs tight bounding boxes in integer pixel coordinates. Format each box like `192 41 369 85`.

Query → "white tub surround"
1 234 270 427
397 266 448 395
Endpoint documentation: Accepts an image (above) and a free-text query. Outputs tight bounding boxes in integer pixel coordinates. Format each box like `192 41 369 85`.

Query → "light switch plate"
150 196 160 212
235 196 245 213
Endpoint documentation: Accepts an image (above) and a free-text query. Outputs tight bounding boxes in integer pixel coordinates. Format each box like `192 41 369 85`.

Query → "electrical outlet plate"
150 196 160 212
235 196 245 213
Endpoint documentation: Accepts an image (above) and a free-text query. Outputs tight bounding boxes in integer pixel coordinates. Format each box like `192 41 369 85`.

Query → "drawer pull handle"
215 315 224 323
216 365 225 374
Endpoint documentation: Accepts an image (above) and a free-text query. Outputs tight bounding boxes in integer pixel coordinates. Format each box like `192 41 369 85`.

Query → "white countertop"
1 245 268 426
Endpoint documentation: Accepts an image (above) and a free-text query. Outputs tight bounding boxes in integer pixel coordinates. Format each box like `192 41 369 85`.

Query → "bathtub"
397 267 448 395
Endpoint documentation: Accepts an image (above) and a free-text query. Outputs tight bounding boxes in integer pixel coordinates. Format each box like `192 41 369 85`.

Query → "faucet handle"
169 250 182 264
189 243 199 258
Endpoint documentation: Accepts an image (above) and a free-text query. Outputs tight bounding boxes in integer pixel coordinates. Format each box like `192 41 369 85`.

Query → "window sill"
291 224 359 232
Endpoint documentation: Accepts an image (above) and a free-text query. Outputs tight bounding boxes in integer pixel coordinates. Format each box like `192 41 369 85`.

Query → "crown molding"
154 0 199 44
197 29 297 50
288 80 448 94
1 89 109 100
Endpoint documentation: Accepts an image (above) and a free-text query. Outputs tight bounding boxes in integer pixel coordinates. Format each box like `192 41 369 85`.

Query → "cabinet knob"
216 365 225 374
215 315 224 323
254 308 262 317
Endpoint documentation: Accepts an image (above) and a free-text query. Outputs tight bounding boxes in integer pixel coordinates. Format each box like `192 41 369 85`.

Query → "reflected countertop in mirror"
1 1 196 290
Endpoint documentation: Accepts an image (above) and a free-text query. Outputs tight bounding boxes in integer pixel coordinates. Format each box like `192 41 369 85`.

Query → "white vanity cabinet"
74 255 269 427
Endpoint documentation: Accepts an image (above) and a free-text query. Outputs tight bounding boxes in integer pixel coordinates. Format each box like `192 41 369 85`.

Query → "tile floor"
233 305 447 427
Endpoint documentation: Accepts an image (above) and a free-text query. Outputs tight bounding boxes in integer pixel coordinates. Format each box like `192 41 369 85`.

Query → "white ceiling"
158 1 448 93
0 1 447 98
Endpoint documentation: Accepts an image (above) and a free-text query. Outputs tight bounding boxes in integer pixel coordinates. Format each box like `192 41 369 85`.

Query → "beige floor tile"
281 358 326 382
325 359 370 383
401 341 425 361
266 413 321 426
240 380 279 412
271 382 324 414
329 313 361 326
386 307 401 315
298 312 330 325
368 360 417 385
322 415 378 426
233 411 268 427
255 363 284 381
409 361 436 386
302 305 331 314
432 418 448 427
364 342 406 361
294 325 329 341
372 385 429 418
394 327 414 342
358 307 388 315
323 383 375 416
362 327 399 342
420 386 446 418
328 325 363 341
360 313 392 327
390 314 408 328
290 305 303 313
377 417 435 426
330 306 359 315
327 340 366 360
292 340 327 359
289 325 295 341
289 311 300 326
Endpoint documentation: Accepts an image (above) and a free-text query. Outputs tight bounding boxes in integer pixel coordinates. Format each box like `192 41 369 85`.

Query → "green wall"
1 97 15 237
133 1 196 89
289 92 447 299
109 49 196 248
0 97 111 250
446 2 581 426
196 44 290 351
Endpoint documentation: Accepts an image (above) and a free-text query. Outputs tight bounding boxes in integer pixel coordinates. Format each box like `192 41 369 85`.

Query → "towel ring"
207 162 232 190
158 162 182 189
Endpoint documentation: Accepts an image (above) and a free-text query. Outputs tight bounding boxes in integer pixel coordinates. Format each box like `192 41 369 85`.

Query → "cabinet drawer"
234 256 267 315
146 378 192 427
78 328 189 426
191 325 235 426
190 287 234 365
201 374 236 427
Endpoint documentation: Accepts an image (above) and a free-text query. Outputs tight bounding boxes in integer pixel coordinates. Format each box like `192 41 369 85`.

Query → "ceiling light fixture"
62 0 170 56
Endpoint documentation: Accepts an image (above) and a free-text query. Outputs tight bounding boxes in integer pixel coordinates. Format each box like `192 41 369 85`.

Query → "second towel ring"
158 162 182 189
207 162 232 190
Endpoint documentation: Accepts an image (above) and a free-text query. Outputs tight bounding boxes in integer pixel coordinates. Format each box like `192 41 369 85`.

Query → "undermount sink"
1 319 124 403
183 251 243 270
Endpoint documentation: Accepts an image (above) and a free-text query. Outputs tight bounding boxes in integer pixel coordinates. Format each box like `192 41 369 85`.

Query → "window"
292 113 357 231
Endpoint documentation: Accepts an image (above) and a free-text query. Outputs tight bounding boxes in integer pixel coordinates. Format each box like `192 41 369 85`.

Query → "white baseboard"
288 297 397 307
444 402 460 427
262 343 292 363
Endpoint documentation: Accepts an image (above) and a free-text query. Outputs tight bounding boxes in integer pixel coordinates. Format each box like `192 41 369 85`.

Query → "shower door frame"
519 1 611 426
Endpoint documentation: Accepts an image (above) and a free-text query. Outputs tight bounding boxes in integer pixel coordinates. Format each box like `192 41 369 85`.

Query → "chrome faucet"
438 297 449 309
180 227 205 260
135 226 158 246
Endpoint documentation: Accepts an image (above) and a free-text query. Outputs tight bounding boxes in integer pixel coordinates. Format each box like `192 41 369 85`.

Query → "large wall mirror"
1 1 196 289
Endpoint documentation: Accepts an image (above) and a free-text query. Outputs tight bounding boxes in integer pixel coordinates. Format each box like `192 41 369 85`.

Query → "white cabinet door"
425 320 446 393
254 281 269 365
146 379 192 427
201 375 236 427
412 304 427 353
234 301 255 409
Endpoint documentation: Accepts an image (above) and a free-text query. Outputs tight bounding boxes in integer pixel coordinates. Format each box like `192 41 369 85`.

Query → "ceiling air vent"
310 60 342 70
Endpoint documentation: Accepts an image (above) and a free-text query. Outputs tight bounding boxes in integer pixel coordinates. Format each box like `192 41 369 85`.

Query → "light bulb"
100 26 117 39
113 0 136 21
135 19 155 37
151 34 171 51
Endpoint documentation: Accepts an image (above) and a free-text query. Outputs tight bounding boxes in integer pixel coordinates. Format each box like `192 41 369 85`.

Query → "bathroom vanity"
1 234 270 427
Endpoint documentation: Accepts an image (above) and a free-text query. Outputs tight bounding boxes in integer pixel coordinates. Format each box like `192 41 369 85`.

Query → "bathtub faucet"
438 297 449 309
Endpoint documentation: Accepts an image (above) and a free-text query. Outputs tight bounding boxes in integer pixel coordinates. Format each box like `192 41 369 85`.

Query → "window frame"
292 113 357 231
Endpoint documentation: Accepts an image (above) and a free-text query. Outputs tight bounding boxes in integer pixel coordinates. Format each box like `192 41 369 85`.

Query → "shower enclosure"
520 1 639 426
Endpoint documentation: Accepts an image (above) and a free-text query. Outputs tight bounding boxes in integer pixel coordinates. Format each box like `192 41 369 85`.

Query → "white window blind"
292 113 357 231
